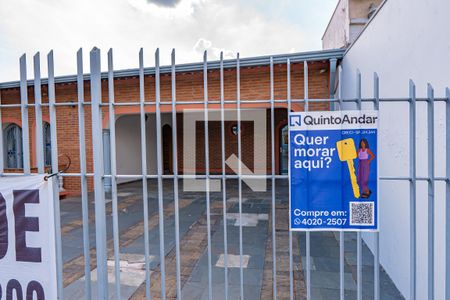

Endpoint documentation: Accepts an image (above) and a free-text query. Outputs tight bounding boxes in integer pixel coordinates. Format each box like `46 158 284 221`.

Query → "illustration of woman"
357 138 375 198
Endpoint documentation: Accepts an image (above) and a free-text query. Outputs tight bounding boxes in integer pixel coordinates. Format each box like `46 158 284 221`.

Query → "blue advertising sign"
289 110 379 231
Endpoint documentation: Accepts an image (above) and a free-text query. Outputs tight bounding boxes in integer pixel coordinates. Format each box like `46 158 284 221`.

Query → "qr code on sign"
350 202 374 226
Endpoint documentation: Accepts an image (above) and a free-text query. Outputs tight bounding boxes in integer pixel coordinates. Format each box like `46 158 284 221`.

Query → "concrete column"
103 129 112 192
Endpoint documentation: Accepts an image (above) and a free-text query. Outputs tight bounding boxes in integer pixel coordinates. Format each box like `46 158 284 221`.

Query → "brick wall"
0 60 331 195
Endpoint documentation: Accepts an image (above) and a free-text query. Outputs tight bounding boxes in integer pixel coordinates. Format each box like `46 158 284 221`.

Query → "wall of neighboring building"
322 0 349 49
340 0 450 298
323 0 384 49
348 0 382 19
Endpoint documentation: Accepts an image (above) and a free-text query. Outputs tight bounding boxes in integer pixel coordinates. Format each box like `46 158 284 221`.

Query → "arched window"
3 124 23 169
43 122 52 166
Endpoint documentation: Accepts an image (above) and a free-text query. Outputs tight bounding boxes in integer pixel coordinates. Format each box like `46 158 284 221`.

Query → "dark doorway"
162 124 173 174
279 124 289 174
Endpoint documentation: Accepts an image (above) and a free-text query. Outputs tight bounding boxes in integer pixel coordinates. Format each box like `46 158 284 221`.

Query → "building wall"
348 0 382 19
0 60 331 194
340 0 450 298
322 0 383 49
322 0 350 50
115 113 172 184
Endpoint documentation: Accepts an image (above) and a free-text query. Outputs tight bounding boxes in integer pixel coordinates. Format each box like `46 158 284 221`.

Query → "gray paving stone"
310 270 357 290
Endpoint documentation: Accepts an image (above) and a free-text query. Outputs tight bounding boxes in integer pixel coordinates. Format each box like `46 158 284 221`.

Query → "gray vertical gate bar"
236 52 244 300
409 79 416 300
286 58 294 300
338 65 343 110
90 47 108 299
138 48 151 300
108 48 121 299
19 54 30 174
0 91 3 174
219 51 229 300
203 51 213 300
304 61 309 111
269 56 277 300
33 52 44 173
446 87 450 300
155 48 167 300
48 50 64 299
356 68 362 300
356 69 362 109
304 60 311 300
339 231 344 300
339 64 344 300
77 48 92 300
171 49 183 300
373 72 380 300
427 83 435 300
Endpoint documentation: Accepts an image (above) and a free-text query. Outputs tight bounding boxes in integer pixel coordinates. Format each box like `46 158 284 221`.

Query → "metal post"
338 64 345 300
171 49 183 300
338 65 343 110
269 56 277 300
427 83 435 300
48 50 64 299
356 68 362 300
77 48 92 300
139 48 151 300
219 51 229 300
446 87 450 300
103 129 112 193
33 52 44 173
373 72 380 300
0 90 3 175
357 232 362 300
304 60 311 300
409 79 417 300
203 50 213 300
287 59 294 300
236 52 244 300
356 69 362 110
108 48 121 299
338 67 346 300
102 129 112 192
89 47 108 299
329 58 337 101
340 230 344 300
155 48 167 300
304 61 309 111
19 54 30 174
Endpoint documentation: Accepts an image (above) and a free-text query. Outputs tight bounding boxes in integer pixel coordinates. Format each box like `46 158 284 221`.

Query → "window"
43 122 52 166
3 124 23 169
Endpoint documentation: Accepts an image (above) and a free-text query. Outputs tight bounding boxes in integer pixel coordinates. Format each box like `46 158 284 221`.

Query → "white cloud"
0 0 334 82
193 38 234 60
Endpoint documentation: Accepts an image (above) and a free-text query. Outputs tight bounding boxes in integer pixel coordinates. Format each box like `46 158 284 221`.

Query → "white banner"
0 175 57 299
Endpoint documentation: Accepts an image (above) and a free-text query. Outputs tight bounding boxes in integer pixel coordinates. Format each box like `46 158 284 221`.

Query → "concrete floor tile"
215 254 250 268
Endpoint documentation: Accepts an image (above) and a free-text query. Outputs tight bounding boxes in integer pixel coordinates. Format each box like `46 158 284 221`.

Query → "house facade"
0 50 342 195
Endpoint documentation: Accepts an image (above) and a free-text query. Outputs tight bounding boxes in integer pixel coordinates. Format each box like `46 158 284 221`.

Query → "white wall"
340 0 450 299
115 113 172 184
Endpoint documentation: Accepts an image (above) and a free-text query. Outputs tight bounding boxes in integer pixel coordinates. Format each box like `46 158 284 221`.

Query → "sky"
0 0 338 82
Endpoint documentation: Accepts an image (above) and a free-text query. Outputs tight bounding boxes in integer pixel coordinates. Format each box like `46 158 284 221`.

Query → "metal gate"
0 47 449 300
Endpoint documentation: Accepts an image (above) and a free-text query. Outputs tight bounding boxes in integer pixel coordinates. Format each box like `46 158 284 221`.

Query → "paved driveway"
61 179 403 299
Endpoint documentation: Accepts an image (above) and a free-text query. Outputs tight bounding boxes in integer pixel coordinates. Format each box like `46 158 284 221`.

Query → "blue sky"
0 0 338 82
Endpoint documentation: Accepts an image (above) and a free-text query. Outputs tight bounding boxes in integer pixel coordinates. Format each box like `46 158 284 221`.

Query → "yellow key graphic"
336 138 360 198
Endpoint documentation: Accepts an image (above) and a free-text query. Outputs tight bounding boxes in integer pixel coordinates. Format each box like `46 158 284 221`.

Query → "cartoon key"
336 138 360 198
